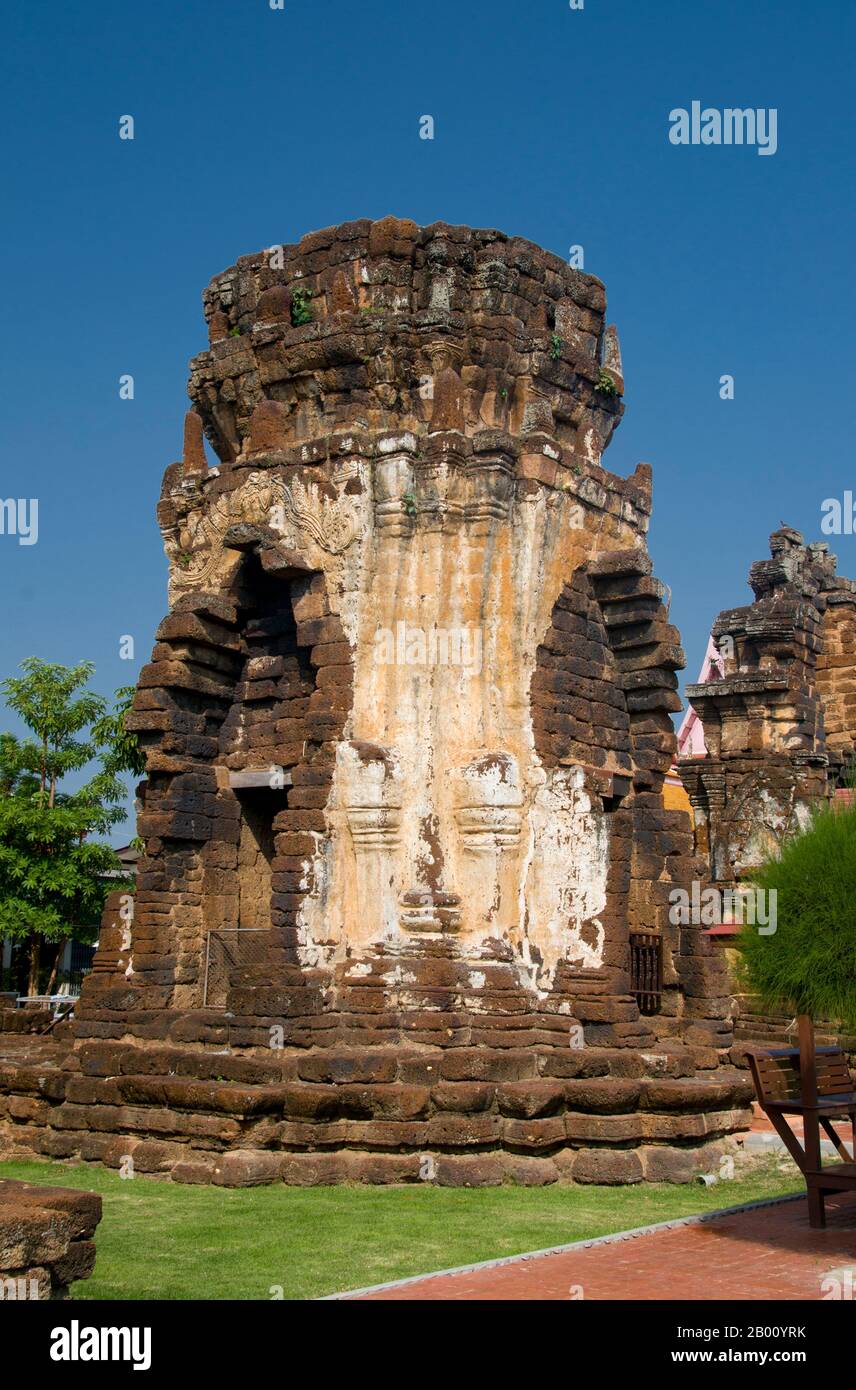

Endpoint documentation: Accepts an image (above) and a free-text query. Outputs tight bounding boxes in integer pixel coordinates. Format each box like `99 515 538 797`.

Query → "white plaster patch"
382 965 417 986
430 273 452 310
641 1053 670 1074
521 767 610 980
378 432 418 455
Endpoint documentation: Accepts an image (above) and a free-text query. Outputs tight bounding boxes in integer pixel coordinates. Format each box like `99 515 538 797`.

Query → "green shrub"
738 795 856 1028
291 288 313 327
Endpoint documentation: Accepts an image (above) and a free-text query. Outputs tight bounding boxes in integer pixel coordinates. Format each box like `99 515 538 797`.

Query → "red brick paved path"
358 1193 856 1301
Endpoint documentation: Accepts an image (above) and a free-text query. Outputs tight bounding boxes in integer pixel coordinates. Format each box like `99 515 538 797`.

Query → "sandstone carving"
162 466 361 602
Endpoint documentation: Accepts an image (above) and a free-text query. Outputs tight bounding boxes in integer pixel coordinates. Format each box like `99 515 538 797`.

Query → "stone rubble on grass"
0 1179 102 1300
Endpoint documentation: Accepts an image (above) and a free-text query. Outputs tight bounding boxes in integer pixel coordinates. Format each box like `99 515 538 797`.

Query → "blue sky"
1 0 854 837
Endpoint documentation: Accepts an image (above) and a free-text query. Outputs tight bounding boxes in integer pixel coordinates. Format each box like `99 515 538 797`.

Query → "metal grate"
630 931 662 1015
203 930 274 1008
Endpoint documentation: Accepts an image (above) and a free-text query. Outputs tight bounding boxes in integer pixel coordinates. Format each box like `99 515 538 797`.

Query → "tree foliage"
739 794 856 1029
0 661 139 977
91 685 146 779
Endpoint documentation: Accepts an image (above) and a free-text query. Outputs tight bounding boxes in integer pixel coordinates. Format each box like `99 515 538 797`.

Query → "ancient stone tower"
680 526 856 891
1 219 752 1184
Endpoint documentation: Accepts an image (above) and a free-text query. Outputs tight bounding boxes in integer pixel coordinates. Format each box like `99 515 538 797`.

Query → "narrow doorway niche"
236 788 288 932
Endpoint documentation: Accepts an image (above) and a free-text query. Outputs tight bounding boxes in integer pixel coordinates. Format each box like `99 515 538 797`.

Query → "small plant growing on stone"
499 387 508 400
549 333 563 361
175 551 193 568
402 492 417 517
595 369 618 397
291 287 313 327
228 325 242 338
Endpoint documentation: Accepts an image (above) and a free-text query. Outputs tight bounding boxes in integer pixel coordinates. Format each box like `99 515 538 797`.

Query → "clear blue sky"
1 0 854 837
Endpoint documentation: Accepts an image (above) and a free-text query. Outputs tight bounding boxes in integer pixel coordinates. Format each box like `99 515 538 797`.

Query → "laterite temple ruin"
0 218 758 1185
679 525 856 1044
681 525 856 879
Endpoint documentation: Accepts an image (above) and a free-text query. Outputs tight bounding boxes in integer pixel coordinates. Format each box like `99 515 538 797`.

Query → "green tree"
0 660 138 996
92 685 147 779
739 785 856 1202
739 793 856 1030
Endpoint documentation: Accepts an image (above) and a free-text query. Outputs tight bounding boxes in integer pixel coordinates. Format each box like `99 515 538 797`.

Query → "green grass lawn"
0 1156 802 1300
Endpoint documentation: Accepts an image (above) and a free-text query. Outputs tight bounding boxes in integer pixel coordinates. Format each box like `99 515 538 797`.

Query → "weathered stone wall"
0 1179 101 1300
0 1008 54 1034
817 597 856 768
680 526 856 891
0 219 750 1184
679 526 856 1049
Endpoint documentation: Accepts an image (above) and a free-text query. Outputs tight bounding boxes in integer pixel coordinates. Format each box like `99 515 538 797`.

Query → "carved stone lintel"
162 470 362 600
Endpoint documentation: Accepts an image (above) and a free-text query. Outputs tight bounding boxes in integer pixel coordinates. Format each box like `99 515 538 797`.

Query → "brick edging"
321 1191 804 1300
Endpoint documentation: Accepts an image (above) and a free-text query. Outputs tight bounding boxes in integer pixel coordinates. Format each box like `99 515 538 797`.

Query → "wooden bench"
745 1043 856 1227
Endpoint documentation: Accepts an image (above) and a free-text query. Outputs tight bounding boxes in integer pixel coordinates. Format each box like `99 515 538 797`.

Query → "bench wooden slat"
748 1046 854 1104
745 1042 856 1229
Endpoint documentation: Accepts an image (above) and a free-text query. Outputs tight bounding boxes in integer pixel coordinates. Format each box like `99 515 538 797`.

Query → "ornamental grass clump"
739 793 856 1030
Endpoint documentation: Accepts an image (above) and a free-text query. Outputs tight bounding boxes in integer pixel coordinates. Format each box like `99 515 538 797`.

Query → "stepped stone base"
0 1020 752 1187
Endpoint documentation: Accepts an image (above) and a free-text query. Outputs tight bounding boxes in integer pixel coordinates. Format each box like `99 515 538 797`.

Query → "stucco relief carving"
162 470 362 600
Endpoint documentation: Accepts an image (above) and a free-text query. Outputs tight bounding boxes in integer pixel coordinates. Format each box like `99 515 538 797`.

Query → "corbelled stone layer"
0 219 751 1184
